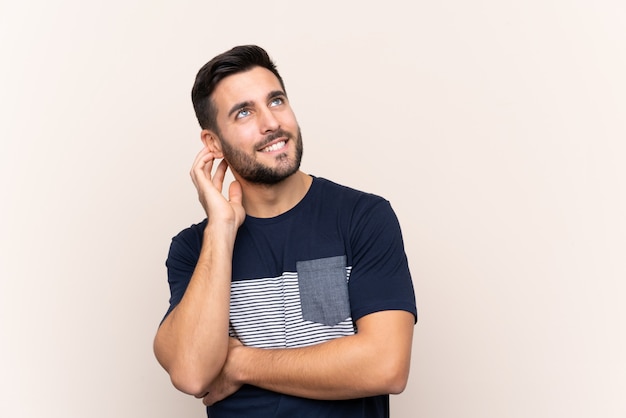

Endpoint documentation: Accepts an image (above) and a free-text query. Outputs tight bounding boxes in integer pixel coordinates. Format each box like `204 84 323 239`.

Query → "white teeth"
262 141 286 152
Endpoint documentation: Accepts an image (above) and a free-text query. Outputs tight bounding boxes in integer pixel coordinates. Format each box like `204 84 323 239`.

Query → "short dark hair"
191 45 286 131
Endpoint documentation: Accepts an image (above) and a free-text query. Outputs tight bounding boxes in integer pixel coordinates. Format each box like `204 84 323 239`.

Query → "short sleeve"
347 199 417 323
161 222 204 322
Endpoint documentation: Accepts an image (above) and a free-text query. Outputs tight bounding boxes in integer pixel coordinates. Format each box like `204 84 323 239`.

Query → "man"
154 45 417 417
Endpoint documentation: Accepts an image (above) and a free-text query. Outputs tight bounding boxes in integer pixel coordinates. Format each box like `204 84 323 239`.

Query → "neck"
236 170 313 218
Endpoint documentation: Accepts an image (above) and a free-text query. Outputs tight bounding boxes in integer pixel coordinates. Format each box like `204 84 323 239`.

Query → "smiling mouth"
259 140 287 152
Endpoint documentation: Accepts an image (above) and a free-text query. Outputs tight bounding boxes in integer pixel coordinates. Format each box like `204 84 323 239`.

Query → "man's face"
210 66 303 185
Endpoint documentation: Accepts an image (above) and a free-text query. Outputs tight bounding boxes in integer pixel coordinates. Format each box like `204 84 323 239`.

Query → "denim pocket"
296 255 350 326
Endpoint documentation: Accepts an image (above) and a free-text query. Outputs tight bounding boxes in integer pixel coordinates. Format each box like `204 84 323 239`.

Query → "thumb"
228 180 243 205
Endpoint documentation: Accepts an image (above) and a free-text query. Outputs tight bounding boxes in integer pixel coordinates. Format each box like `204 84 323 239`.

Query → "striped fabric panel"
229 269 355 349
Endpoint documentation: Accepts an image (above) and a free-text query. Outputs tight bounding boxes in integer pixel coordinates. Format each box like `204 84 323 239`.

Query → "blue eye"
269 97 284 107
236 109 251 119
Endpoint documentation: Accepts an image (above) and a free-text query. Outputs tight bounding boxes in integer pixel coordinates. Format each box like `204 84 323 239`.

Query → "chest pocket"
296 255 350 326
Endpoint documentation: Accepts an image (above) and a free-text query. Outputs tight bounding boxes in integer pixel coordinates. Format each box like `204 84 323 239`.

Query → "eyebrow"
267 90 286 100
227 90 287 118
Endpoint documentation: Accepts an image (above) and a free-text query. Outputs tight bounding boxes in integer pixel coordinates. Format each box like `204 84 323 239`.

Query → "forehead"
212 66 283 111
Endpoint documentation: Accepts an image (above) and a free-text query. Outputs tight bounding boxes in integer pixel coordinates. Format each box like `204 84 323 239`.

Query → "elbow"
153 338 218 397
377 356 411 395
382 368 409 395
164 353 223 397
166 351 228 397
386 372 409 395
169 368 213 397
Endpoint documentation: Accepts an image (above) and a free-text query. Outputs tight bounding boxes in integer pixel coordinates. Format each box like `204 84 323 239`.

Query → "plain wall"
1 1 625 417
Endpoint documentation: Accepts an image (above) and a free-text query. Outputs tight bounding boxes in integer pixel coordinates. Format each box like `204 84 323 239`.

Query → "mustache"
256 129 292 149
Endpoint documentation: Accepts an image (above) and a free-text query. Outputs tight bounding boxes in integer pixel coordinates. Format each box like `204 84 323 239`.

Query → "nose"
259 106 280 133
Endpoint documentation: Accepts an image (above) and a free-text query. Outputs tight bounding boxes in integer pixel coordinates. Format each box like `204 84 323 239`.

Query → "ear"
200 129 224 158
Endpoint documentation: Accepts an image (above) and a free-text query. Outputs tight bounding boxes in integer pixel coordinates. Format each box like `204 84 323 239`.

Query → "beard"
219 127 303 185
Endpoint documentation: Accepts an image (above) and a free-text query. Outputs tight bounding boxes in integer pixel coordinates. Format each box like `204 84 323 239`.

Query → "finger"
201 151 218 178
190 149 216 186
228 181 243 205
211 158 229 190
191 147 212 171
202 393 214 406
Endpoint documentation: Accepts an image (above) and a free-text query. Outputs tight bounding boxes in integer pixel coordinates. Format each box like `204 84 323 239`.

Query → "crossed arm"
201 310 415 405
155 244 415 403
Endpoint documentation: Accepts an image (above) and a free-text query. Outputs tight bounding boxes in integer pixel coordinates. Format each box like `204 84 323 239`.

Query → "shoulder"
312 176 389 210
314 177 396 220
167 219 207 262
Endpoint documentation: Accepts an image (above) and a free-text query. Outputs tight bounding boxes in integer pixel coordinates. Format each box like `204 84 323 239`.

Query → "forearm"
231 311 414 400
154 225 236 396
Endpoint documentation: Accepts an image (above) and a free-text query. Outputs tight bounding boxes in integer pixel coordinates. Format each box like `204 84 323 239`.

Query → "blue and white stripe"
228 269 355 348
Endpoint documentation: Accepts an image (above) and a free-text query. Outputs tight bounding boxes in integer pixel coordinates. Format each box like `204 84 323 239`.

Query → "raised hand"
190 147 246 230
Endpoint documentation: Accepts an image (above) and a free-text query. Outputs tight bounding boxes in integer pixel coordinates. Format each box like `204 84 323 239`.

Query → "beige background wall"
1 1 625 417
